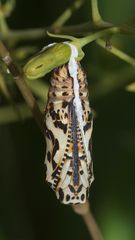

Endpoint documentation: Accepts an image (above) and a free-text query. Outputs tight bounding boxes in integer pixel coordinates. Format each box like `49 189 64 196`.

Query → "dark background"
0 0 135 239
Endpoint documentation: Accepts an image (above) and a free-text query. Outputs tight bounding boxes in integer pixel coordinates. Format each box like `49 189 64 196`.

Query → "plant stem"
56 21 113 35
4 28 46 41
91 0 102 23
0 23 112 42
0 13 9 35
72 201 104 240
0 40 44 134
79 27 118 47
0 23 135 43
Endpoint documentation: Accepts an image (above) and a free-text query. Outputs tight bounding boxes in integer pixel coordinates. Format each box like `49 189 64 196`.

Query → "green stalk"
78 27 118 47
91 0 102 23
47 27 118 49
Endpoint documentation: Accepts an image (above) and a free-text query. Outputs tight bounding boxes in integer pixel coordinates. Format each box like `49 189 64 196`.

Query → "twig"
1 22 135 43
72 201 104 240
0 23 113 42
0 40 44 134
52 21 113 36
3 28 46 41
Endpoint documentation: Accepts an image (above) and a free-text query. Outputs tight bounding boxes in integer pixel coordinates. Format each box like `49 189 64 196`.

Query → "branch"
0 23 134 43
0 40 44 134
72 201 104 240
2 28 46 42
52 21 113 36
0 22 113 42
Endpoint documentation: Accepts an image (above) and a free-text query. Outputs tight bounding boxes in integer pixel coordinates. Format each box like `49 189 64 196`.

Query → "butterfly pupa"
44 43 94 204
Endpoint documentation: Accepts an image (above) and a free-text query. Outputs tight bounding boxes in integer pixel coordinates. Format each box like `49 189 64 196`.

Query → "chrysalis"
44 43 94 204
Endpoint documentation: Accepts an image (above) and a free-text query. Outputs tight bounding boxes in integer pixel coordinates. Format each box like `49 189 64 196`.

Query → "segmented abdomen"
44 63 94 204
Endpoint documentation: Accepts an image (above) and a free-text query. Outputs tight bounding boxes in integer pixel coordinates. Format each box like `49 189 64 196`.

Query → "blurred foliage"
0 0 135 240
